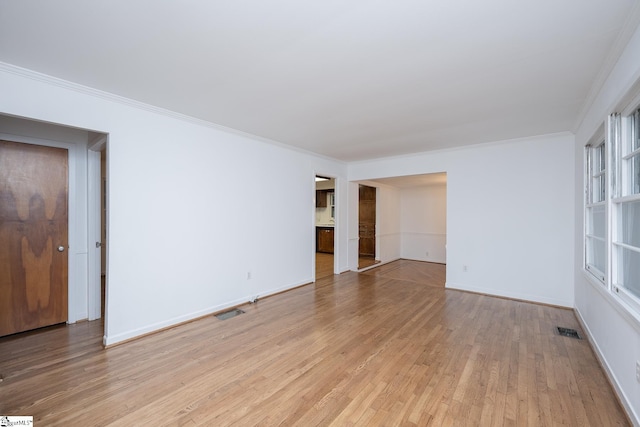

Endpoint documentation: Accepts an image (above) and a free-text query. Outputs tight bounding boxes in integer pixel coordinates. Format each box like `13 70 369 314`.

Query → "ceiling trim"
348 130 573 167
0 62 347 165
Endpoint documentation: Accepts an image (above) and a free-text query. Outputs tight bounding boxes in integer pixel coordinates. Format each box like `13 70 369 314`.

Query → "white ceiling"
1 0 639 162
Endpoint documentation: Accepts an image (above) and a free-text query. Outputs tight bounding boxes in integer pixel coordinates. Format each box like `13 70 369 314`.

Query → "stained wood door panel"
0 140 68 337
316 227 334 253
358 185 376 259
315 190 328 208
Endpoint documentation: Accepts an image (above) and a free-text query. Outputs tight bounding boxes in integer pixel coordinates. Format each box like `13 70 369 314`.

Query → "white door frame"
87 135 106 321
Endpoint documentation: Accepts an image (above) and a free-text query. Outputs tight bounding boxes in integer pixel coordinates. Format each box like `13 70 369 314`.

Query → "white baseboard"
574 308 639 427
103 278 313 347
445 282 572 308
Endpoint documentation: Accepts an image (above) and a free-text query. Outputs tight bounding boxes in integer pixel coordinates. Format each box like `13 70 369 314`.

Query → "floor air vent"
215 308 245 320
556 326 582 339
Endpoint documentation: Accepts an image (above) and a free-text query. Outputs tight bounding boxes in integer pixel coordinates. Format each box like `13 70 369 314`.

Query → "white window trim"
584 133 608 285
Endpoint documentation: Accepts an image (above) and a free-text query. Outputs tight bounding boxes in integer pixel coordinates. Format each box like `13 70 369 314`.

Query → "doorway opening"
363 172 448 273
315 175 335 280
0 114 108 340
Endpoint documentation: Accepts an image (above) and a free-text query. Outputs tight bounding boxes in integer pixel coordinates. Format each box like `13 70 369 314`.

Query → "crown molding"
0 62 346 164
349 131 573 166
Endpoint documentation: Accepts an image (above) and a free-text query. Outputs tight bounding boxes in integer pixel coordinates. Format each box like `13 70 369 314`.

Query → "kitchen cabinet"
316 190 328 207
316 226 334 253
315 189 334 208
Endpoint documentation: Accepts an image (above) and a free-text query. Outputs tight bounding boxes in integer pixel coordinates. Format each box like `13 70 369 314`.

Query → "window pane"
587 236 606 274
619 200 640 247
597 144 605 172
617 246 640 299
593 175 605 202
590 205 606 237
634 110 640 151
631 154 640 195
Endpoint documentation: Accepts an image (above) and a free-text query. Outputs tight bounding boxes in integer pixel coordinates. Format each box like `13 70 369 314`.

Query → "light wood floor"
358 256 380 270
0 260 630 426
316 252 334 280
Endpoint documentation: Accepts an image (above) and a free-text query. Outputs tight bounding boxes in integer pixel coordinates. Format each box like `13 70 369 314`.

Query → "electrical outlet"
425 251 429 257
463 265 468 272
247 271 252 280
636 361 640 383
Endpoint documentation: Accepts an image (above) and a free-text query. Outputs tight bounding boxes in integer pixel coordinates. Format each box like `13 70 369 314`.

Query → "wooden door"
0 140 69 336
358 185 376 258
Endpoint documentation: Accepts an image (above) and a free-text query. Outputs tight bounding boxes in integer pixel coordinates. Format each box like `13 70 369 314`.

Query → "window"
584 96 640 315
330 191 335 220
612 109 640 305
585 139 607 282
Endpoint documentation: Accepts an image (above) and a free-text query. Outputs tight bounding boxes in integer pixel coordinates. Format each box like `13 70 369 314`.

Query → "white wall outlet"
425 251 429 257
247 271 252 280
636 361 640 382
463 265 468 272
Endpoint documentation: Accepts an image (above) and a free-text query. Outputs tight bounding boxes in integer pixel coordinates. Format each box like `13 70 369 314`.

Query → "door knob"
57 246 65 252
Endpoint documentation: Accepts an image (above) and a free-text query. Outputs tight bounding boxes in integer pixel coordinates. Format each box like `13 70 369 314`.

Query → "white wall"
376 184 402 264
349 132 575 307
400 183 447 263
573 20 640 425
348 182 359 269
0 64 348 346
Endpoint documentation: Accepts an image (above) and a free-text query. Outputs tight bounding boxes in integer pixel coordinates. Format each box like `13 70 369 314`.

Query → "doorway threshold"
357 259 382 272
358 257 380 270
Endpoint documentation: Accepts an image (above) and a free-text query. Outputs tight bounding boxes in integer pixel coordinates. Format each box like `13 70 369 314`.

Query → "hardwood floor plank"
0 260 631 426
316 252 334 280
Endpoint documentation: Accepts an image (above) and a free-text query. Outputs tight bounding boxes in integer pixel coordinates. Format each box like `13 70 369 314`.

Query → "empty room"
1 1 640 425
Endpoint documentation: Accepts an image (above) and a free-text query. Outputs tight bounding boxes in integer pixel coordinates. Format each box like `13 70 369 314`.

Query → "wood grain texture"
0 140 68 336
316 227 334 254
358 256 380 269
0 260 630 426
358 185 376 259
